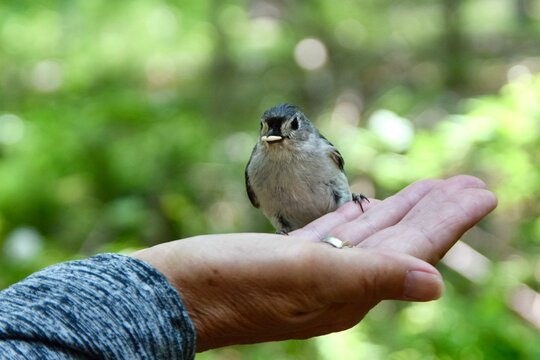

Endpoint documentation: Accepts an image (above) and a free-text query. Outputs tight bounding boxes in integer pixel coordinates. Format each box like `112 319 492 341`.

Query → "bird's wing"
319 134 345 172
245 148 260 208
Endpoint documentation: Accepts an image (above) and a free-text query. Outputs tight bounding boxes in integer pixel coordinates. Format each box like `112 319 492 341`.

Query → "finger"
309 246 444 305
402 174 490 228
290 198 380 241
327 179 442 246
441 174 489 189
331 175 488 246
360 182 497 263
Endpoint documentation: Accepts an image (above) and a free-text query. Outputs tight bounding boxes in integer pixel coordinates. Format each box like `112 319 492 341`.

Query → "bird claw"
352 193 370 213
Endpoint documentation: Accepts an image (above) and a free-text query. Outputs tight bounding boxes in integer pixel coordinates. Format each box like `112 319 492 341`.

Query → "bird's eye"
291 117 299 130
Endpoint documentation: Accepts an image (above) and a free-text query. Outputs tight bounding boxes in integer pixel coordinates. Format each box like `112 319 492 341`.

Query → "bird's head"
259 104 313 146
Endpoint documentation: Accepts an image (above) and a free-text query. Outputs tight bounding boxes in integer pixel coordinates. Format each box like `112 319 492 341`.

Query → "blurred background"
1 0 539 358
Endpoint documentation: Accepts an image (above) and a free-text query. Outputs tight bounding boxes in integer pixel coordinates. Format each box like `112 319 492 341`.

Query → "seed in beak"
261 135 283 142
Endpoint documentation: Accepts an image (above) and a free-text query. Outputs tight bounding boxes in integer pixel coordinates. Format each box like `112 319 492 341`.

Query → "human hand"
132 175 496 351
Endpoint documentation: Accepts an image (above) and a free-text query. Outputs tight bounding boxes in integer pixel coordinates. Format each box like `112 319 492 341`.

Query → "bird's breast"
249 148 350 229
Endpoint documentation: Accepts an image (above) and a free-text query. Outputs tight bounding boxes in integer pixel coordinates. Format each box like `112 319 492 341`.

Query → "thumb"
312 248 445 304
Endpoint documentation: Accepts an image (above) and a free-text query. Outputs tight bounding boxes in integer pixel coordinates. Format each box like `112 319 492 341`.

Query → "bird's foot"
352 193 370 213
276 229 289 235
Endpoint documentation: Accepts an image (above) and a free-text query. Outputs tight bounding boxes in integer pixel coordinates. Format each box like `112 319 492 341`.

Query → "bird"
245 103 368 234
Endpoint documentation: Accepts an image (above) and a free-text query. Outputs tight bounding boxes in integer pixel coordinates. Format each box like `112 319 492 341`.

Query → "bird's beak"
261 128 283 142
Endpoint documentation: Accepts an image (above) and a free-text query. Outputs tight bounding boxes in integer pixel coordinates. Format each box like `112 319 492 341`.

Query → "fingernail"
403 271 444 301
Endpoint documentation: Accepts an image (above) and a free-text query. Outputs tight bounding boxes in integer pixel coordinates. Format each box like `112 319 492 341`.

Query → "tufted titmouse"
245 103 368 234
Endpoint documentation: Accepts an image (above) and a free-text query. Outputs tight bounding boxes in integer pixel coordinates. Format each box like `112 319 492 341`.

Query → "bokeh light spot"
294 38 328 70
0 114 25 145
507 64 532 83
368 110 414 152
442 241 491 282
334 19 366 50
247 17 282 49
3 227 44 261
30 60 62 93
331 101 360 126
145 5 179 38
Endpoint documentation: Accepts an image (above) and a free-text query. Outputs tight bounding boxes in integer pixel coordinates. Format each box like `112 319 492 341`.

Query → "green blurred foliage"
1 0 540 358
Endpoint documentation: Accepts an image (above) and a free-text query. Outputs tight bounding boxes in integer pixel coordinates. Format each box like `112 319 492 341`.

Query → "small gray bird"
245 103 368 234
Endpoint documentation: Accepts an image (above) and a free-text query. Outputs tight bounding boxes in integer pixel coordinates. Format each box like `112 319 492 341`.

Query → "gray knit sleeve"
0 253 196 359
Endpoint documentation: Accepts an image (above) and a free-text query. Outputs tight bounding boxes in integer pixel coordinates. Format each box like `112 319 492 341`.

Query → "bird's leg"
352 193 370 213
275 215 292 235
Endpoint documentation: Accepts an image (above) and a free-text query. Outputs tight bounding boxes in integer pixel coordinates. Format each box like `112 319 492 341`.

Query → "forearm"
0 254 195 360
